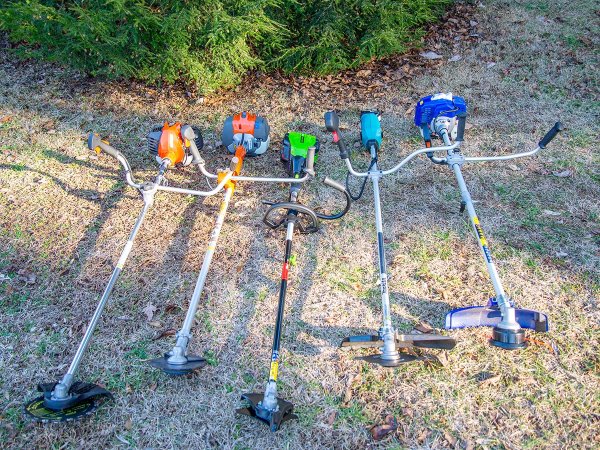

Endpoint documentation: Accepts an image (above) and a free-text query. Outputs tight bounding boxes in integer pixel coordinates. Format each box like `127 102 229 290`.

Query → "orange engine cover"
158 122 185 165
232 112 257 135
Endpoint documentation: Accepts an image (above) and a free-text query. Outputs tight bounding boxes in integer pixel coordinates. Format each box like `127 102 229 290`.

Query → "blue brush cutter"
413 93 561 349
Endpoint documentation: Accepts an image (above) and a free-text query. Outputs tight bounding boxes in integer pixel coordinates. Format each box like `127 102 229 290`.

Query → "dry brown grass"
1 0 598 448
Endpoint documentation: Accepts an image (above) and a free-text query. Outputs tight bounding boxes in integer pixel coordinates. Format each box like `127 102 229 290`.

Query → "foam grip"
455 112 467 141
323 176 345 192
338 138 349 160
87 133 120 158
538 122 564 148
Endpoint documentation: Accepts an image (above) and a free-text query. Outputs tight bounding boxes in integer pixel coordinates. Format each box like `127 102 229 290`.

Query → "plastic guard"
445 305 549 332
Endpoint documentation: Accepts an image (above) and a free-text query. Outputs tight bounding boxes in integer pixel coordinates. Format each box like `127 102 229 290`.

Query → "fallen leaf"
552 168 574 177
75 154 88 161
417 429 430 443
437 352 449 367
465 440 475 450
124 418 133 430
149 382 158 392
420 51 443 60
448 55 462 62
164 304 179 313
326 411 337 425
148 321 162 328
115 434 129 445
415 322 434 333
142 303 157 321
479 374 502 386
401 407 414 418
343 373 362 405
508 164 519 171
0 116 12 123
356 69 372 77
543 209 561 216
444 430 458 446
486 62 496 68
17 269 36 284
370 415 397 441
153 328 176 340
555 251 568 258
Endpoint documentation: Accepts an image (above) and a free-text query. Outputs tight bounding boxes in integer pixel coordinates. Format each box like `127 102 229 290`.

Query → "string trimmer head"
23 381 113 422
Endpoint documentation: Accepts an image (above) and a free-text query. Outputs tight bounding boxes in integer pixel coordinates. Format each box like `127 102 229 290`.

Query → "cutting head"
23 381 113 422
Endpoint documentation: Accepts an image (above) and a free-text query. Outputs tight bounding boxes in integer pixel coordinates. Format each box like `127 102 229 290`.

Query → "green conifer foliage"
0 0 449 92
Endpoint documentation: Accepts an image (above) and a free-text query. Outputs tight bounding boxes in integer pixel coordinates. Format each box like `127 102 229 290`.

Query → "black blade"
237 392 297 432
147 354 207 376
356 353 418 367
24 396 98 423
397 334 457 350
341 334 457 350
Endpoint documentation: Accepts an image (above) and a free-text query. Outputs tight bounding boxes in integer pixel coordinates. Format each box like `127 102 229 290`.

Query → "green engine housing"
281 132 320 176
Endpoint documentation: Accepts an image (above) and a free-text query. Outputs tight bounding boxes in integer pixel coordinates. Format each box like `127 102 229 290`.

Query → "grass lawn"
0 0 598 448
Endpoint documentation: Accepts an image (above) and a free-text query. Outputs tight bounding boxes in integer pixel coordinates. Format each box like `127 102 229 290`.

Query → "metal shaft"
169 185 235 361
451 164 519 331
263 219 295 410
54 201 152 399
369 147 399 360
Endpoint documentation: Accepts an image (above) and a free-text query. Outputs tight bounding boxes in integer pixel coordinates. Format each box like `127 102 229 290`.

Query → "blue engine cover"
414 93 467 129
360 111 382 151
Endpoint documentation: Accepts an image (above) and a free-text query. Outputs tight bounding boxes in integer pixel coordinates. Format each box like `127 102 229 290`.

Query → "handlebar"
324 113 563 175
197 163 311 184
88 133 141 188
88 132 234 197
318 177 351 220
324 111 349 159
463 122 564 163
538 122 563 149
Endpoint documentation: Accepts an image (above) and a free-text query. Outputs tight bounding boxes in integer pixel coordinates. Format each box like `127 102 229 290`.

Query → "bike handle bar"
198 163 310 183
89 133 315 190
88 133 233 196
88 133 142 189
325 112 563 177
452 122 563 163
344 142 460 178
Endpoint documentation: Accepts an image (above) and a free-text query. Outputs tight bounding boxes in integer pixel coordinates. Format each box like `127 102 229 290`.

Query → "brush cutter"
236 132 351 431
23 123 238 422
414 93 563 348
147 115 327 376
324 110 457 367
